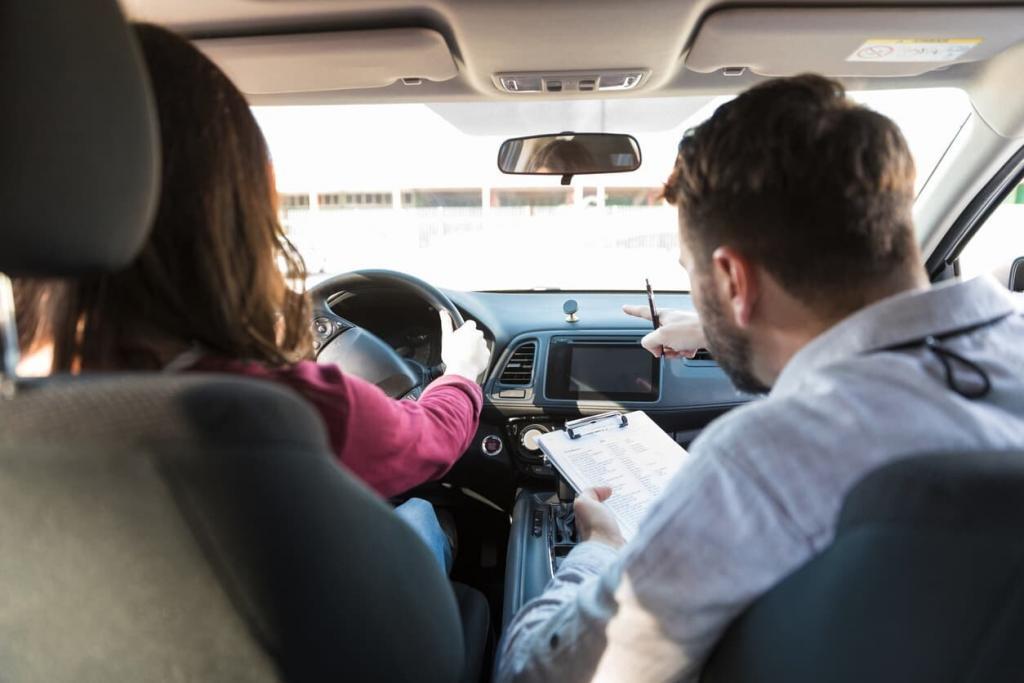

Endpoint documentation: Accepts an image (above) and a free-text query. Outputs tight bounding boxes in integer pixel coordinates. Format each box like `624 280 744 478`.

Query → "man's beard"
695 286 771 395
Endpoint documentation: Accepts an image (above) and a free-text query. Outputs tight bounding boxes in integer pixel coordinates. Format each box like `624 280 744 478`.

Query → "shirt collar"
772 275 1023 398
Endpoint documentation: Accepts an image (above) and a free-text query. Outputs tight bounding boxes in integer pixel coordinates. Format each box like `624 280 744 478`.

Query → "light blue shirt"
497 276 1024 683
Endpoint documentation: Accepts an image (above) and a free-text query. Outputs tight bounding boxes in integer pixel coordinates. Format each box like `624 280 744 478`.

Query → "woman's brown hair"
50 22 311 371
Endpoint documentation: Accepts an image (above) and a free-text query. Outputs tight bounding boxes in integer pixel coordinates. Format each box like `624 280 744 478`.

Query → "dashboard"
451 290 749 479
331 287 750 479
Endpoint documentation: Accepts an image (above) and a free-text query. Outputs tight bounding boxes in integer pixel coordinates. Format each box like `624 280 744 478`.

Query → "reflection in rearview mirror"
497 133 641 180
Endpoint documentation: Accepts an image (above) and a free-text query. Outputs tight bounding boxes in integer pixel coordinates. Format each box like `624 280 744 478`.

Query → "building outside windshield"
255 88 972 292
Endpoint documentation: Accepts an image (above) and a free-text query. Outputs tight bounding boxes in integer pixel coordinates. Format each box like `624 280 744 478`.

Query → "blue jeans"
394 498 453 575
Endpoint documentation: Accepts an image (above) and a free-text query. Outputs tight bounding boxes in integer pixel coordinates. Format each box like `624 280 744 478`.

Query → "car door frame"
926 144 1024 282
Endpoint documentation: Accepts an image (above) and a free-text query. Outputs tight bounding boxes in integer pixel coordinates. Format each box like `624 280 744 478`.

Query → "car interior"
3 0 1024 681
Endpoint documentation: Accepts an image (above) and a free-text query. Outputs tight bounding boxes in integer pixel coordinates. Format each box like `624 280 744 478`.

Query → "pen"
645 278 660 329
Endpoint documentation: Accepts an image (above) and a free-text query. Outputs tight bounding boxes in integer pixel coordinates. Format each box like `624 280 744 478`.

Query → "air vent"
499 342 537 385
691 348 714 361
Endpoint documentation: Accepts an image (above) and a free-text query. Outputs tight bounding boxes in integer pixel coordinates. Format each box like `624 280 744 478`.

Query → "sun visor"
196 28 458 94
686 7 1024 78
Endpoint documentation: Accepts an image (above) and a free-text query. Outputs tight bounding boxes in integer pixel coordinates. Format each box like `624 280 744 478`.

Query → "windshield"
255 88 969 292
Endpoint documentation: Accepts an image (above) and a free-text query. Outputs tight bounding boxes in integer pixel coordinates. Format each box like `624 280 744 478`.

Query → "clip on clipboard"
538 410 689 542
565 411 629 440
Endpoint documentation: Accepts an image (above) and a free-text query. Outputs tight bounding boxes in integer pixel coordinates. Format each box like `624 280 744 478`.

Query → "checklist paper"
537 411 690 541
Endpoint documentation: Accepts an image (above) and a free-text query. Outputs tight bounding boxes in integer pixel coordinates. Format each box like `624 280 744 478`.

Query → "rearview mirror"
497 133 641 183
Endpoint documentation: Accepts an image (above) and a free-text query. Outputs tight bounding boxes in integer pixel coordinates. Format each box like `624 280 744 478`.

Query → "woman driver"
23 23 489 563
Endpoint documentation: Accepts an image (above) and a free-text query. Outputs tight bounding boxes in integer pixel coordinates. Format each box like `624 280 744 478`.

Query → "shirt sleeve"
271 362 483 498
495 446 814 683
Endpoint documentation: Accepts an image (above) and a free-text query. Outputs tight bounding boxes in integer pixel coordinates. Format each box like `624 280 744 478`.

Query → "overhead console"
492 70 649 95
686 6 1024 78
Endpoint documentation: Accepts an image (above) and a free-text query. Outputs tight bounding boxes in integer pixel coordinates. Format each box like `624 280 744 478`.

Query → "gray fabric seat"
701 451 1024 683
0 1 486 680
0 375 468 682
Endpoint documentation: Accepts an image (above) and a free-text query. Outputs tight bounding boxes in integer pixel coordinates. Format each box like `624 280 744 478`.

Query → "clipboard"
537 410 689 541
565 411 629 439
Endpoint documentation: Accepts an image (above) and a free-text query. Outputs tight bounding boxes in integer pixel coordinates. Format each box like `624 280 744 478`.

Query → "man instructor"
496 74 1024 682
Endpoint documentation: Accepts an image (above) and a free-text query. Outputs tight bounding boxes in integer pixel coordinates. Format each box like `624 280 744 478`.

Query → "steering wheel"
308 269 466 399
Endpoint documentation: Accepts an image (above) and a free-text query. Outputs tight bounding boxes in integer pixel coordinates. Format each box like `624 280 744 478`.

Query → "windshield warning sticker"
846 38 981 63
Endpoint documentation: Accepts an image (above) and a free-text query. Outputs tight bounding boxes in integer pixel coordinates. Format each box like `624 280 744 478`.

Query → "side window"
957 180 1024 285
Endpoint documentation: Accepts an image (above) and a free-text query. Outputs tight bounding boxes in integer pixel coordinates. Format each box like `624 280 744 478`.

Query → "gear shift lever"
556 476 574 505
552 472 578 544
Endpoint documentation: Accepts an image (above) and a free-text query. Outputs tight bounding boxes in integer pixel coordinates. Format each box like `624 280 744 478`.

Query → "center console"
491 333 667 481
501 425 709 628
489 329 743 626
486 329 744 423
502 487 581 628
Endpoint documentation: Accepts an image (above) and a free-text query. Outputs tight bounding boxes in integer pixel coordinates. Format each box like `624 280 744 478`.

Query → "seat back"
0 375 468 682
702 451 1024 683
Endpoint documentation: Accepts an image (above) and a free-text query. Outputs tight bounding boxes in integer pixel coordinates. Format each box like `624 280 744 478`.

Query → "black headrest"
0 0 159 276
839 451 1024 533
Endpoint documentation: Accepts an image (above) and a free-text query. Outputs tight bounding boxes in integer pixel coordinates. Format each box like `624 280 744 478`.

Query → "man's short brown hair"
664 74 919 314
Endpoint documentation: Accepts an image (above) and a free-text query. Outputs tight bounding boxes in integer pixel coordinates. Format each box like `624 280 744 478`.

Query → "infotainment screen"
546 338 660 402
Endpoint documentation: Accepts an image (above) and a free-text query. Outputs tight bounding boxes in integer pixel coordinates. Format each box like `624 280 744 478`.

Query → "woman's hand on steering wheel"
439 310 490 381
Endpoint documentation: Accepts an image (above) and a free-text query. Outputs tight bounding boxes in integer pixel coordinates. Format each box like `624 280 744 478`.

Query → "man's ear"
710 246 759 328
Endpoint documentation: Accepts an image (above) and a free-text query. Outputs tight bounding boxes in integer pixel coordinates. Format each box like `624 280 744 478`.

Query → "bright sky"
255 89 969 193
253 88 972 290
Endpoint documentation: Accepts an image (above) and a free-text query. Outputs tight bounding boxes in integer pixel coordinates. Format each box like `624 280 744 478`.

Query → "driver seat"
0 2 484 681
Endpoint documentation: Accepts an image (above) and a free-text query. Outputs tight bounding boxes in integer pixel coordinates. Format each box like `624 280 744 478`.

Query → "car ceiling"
122 0 1024 106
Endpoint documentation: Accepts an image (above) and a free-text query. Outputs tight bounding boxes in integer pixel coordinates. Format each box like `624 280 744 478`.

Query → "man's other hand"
574 487 626 550
623 305 707 359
